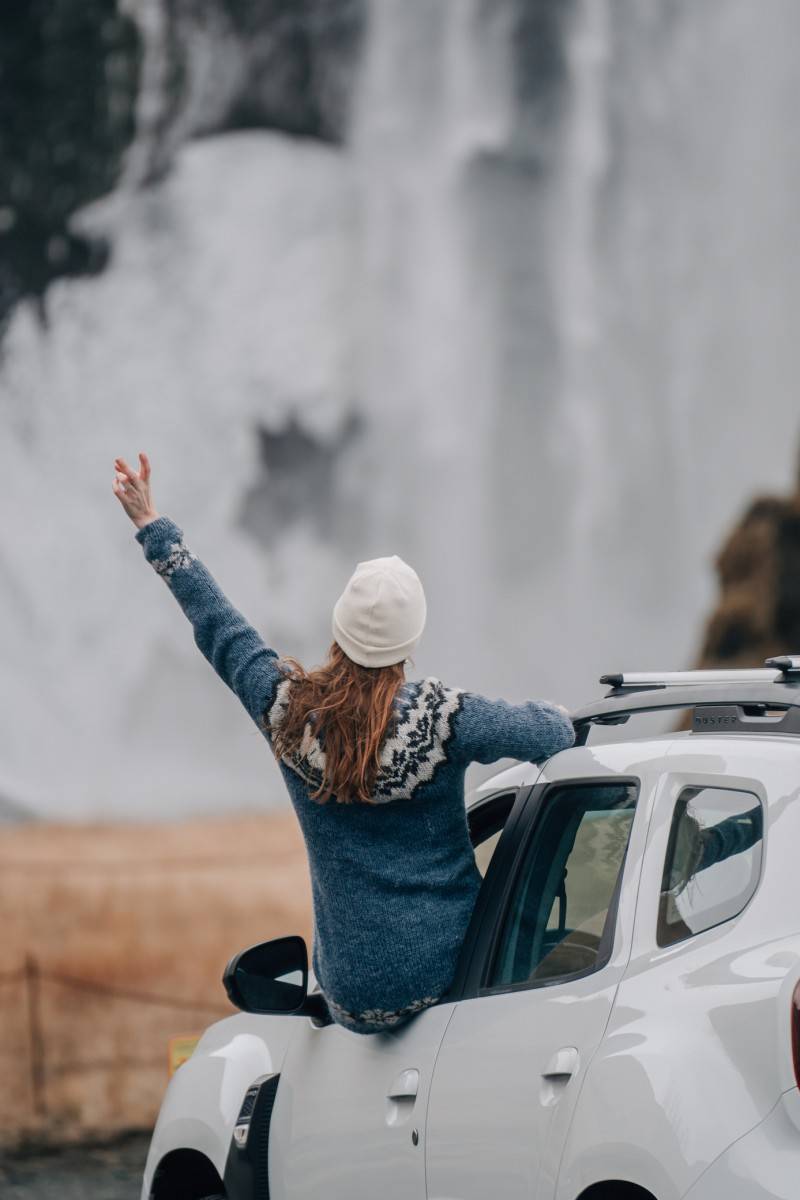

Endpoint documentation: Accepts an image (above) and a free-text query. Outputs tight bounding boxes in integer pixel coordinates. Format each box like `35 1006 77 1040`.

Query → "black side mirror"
223 935 330 1024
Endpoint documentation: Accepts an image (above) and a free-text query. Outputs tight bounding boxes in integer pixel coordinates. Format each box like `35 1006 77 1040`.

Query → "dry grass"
0 809 312 1147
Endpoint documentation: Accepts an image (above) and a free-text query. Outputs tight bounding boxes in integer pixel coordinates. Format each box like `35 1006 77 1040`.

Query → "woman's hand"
112 451 160 529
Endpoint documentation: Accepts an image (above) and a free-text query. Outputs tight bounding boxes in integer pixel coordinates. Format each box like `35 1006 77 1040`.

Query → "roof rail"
765 655 800 673
599 668 782 690
599 655 800 691
573 654 800 746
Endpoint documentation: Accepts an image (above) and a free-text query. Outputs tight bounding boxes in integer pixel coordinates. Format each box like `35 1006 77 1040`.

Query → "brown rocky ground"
0 809 312 1149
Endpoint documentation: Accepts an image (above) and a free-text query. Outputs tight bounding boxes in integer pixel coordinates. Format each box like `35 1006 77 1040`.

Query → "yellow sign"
168 1033 201 1077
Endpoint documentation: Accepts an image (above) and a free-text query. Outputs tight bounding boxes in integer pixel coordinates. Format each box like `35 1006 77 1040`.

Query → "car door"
267 787 521 1200
424 754 663 1200
553 751 773 1200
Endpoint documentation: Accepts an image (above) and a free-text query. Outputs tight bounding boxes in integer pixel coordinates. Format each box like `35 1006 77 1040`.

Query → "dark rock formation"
673 473 800 730
237 409 365 551
142 0 366 182
0 0 366 327
693 493 800 665
0 0 141 327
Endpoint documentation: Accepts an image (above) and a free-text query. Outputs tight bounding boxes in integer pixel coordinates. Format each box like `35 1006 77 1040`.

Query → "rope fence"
43 967 232 1013
6 956 232 1122
0 853 287 872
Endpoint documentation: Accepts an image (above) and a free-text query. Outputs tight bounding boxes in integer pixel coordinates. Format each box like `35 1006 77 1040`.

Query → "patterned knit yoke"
135 516 577 1035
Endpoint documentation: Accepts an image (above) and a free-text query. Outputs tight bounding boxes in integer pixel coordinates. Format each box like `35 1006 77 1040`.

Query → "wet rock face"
0 0 141 325
197 0 364 140
237 411 366 552
0 0 365 326
144 0 365 181
673 476 800 730
690 489 800 672
694 491 800 668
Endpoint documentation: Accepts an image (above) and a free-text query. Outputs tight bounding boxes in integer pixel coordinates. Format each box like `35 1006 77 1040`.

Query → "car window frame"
468 787 518 876
438 783 533 1004
655 782 765 949
458 775 642 1002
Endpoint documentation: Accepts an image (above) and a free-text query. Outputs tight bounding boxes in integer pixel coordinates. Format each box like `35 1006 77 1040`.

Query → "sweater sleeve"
450 690 576 765
134 515 285 731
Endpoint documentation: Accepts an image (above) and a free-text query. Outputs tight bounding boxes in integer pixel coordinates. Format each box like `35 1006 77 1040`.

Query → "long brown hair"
270 641 407 805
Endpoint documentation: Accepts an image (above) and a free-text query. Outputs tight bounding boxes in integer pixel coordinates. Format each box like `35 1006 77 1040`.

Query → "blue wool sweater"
134 516 576 1034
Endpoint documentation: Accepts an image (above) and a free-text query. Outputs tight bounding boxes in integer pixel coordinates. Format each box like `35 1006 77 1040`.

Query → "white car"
141 659 800 1200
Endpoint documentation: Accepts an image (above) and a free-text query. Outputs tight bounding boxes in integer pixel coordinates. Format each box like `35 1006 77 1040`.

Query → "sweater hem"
324 990 442 1033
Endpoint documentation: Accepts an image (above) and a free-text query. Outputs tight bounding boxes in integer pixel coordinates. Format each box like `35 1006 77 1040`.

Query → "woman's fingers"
115 455 139 483
114 453 152 487
112 454 158 530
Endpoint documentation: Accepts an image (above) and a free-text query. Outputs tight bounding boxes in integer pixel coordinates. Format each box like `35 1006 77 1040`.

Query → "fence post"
24 955 47 1117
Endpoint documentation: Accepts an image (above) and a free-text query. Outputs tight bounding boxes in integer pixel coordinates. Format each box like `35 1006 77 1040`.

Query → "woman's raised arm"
113 452 285 731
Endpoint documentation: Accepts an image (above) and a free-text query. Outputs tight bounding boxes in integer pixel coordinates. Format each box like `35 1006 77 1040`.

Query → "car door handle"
387 1068 419 1100
542 1046 579 1081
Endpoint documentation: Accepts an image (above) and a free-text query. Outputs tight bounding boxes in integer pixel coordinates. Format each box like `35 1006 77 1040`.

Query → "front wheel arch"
576 1185 657 1200
150 1147 225 1200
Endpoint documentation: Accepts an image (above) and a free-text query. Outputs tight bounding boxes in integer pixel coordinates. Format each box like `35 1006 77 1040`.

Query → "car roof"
473 728 800 801
472 660 800 803
472 732 677 797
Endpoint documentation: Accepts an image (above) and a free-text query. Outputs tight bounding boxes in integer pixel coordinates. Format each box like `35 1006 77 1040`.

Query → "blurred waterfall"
554 0 610 635
347 0 516 681
2 0 800 817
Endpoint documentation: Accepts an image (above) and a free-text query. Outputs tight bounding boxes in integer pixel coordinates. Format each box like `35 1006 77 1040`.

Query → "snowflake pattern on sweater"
325 990 443 1033
133 515 577 1035
151 540 197 579
266 673 465 802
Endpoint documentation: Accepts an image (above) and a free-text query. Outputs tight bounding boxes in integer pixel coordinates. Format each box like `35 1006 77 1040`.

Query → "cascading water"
2 0 800 819
553 0 610 636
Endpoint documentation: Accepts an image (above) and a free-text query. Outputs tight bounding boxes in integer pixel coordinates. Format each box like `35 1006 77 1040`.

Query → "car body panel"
425 740 675 1200
474 761 537 794
140 1013 295 1199
554 736 800 1200
268 1002 457 1200
681 1088 800 1199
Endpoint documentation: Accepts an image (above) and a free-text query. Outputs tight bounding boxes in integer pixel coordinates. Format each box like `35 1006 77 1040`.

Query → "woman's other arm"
451 690 576 765
113 453 284 730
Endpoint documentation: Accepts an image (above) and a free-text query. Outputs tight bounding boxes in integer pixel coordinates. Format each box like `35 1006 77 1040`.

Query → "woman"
112 450 576 1035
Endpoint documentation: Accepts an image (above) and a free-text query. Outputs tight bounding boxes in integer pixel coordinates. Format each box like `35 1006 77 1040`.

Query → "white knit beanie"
331 554 427 668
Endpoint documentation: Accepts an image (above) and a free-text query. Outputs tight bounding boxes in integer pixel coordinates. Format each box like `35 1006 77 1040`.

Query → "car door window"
469 790 517 878
657 785 763 947
485 781 638 990
475 829 503 876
